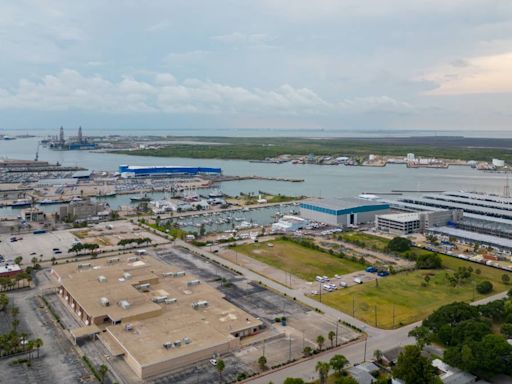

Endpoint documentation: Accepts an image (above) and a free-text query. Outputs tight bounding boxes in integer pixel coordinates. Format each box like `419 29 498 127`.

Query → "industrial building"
300 197 389 226
51 254 262 379
119 165 222 177
49 126 97 150
376 210 463 235
59 200 110 222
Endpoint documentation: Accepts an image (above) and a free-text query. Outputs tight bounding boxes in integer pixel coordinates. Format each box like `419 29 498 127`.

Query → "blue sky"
1 0 512 133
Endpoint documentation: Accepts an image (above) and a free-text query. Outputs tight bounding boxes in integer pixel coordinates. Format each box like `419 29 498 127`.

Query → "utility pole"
352 295 355 317
263 339 266 358
288 337 292 362
319 282 322 303
363 337 367 362
335 319 339 347
374 305 377 327
392 304 396 329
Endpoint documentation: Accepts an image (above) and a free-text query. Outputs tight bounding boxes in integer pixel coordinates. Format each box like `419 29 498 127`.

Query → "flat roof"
377 212 421 223
52 253 261 368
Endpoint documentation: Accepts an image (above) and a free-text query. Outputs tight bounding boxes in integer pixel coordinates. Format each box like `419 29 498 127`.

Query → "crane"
35 142 40 162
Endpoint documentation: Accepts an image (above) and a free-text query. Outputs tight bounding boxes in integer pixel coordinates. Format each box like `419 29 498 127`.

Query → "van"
353 277 363 284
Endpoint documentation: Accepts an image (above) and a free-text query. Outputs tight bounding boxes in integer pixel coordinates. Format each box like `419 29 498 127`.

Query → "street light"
335 318 340 347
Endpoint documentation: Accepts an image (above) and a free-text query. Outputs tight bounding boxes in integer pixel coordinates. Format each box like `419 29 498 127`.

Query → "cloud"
163 50 209 65
422 52 512 95
210 32 274 46
0 69 409 117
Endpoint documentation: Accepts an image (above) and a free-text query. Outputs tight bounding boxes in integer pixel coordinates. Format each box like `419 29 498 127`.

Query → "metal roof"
429 226 512 249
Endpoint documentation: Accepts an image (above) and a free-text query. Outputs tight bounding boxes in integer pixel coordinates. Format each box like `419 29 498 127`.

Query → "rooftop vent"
119 300 131 310
163 341 174 349
125 324 133 331
100 297 110 307
152 295 168 304
97 275 107 283
192 300 208 309
122 272 132 280
174 340 182 347
183 337 191 344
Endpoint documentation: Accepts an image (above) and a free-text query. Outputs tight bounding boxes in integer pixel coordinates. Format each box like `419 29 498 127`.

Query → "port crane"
35 142 40 161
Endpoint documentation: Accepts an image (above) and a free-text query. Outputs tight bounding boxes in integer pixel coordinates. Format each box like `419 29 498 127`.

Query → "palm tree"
98 364 108 383
373 349 383 363
315 361 330 384
328 330 335 348
33 338 43 358
316 335 325 351
217 359 225 383
329 354 349 376
258 355 267 371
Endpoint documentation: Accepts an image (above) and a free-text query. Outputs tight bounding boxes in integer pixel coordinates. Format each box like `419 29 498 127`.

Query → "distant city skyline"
1 1 511 132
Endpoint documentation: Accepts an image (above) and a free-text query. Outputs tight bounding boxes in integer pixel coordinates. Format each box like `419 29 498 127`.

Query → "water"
0 137 509 216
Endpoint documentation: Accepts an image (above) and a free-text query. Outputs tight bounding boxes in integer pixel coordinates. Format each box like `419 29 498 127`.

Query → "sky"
0 0 512 134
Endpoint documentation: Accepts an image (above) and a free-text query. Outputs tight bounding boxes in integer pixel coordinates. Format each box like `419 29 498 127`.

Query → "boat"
130 193 151 202
11 199 31 208
208 189 224 198
97 191 117 198
39 198 63 205
71 196 82 202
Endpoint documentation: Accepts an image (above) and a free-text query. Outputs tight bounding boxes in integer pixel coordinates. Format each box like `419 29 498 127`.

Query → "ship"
97 191 117 198
10 199 31 208
130 193 151 202
208 189 224 198
39 198 64 205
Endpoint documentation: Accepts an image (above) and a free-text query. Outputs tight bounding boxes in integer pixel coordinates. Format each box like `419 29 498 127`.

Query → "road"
175 239 509 384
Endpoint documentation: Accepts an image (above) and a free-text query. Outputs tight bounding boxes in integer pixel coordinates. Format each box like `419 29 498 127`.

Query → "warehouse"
51 254 262 379
300 197 389 226
119 165 222 177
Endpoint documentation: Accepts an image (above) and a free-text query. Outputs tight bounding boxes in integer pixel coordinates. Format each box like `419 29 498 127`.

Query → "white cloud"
422 52 512 95
163 50 209 65
0 69 408 116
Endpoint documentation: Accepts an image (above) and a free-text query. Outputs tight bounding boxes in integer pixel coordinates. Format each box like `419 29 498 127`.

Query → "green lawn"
232 239 364 281
339 232 390 251
317 254 512 329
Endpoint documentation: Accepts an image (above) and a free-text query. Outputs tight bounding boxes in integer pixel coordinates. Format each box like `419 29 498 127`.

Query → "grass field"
317 254 512 329
339 231 390 251
232 239 364 281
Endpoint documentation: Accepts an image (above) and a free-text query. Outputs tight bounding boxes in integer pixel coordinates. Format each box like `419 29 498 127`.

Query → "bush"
416 253 442 269
386 237 412 253
476 280 493 294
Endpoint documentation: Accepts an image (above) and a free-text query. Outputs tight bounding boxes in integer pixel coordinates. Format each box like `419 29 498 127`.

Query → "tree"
216 359 225 383
316 335 325 351
393 345 440 384
501 323 512 338
336 377 358 384
98 364 108 383
14 256 23 266
423 302 479 332
476 280 493 294
408 326 432 349
315 361 330 384
303 346 313 357
33 338 43 358
329 354 348 376
0 293 8 311
258 355 267 371
328 330 336 348
416 254 442 269
386 237 412 253
284 379 305 384
373 349 383 362
502 274 511 285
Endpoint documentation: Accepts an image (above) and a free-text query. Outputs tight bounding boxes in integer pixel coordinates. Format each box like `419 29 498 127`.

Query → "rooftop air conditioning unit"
192 300 208 309
164 298 177 304
100 297 110 307
122 272 132 280
187 279 200 286
127 256 139 262
162 272 174 277
183 337 191 344
174 271 186 277
174 340 182 347
78 263 91 269
136 283 151 290
125 324 133 331
119 300 130 310
163 341 173 349
97 275 107 283
152 295 168 303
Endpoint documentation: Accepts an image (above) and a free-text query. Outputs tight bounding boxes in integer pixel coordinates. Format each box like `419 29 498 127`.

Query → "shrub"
476 280 493 294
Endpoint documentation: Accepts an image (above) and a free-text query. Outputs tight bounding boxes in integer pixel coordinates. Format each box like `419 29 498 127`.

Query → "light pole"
335 318 340 347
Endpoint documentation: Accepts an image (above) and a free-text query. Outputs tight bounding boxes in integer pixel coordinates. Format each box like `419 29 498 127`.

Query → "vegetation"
116 136 512 162
315 361 330 384
315 255 512 328
386 237 412 253
257 355 267 371
410 300 512 378
476 280 493 294
392 345 441 384
68 242 100 255
147 221 188 239
232 238 364 281
117 237 152 247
